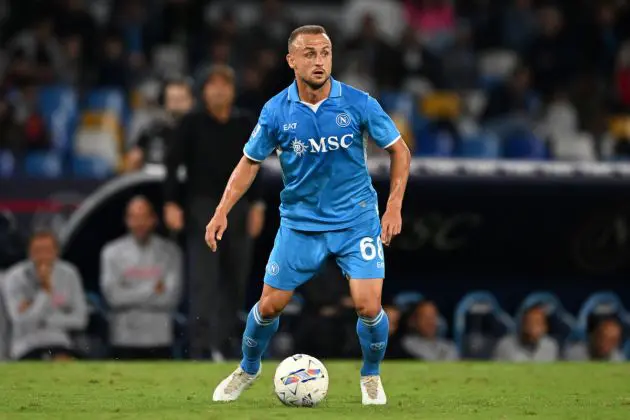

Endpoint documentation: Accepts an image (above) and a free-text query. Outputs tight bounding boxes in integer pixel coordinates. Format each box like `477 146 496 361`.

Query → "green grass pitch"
1 361 629 419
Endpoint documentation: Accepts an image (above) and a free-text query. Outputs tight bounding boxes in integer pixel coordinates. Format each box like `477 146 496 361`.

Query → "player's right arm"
205 104 277 252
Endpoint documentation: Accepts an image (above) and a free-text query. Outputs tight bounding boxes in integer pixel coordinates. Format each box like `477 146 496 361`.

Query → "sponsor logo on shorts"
266 261 280 276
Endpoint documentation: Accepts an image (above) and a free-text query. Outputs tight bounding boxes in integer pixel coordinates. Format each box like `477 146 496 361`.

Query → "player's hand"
381 207 402 247
205 212 228 252
164 202 184 232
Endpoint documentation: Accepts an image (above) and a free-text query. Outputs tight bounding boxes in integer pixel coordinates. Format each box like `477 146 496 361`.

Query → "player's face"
125 199 156 243
415 303 438 338
594 322 621 357
204 75 235 109
522 308 547 342
287 33 332 90
164 84 193 117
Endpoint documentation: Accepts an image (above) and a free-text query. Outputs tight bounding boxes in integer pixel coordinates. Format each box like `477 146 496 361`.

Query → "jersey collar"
287 77 342 102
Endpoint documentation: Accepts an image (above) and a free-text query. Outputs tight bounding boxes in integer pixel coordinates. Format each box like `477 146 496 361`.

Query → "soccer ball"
274 354 329 407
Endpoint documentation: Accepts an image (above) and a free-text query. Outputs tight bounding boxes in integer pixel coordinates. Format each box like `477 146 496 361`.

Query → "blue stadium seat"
460 132 500 158
24 151 63 178
72 155 115 179
503 132 547 160
85 88 129 127
454 291 515 359
0 150 16 178
516 292 576 346
576 291 630 341
38 85 78 152
379 91 416 120
393 291 448 337
414 126 455 157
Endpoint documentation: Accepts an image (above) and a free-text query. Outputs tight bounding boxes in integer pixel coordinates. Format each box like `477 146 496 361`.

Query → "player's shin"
356 308 389 376
240 302 280 374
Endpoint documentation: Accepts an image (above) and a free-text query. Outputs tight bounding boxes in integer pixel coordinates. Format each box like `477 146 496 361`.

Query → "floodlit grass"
1 361 629 419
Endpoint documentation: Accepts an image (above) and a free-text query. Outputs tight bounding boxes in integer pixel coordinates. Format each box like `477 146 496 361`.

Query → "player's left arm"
364 96 411 246
382 139 411 246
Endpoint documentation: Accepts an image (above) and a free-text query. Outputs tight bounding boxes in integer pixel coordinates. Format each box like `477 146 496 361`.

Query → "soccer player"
209 25 411 405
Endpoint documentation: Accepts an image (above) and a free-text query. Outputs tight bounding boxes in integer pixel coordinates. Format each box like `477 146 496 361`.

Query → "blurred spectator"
401 300 458 361
395 26 443 89
0 95 24 154
615 41 630 109
563 319 626 362
125 77 194 171
501 0 537 53
164 65 265 361
525 5 575 98
236 63 267 115
1 230 87 360
482 65 539 123
404 0 455 51
57 34 85 87
493 305 559 362
100 196 182 360
8 15 64 84
442 23 478 91
54 0 97 66
10 82 51 152
581 1 620 80
97 32 129 88
383 304 411 359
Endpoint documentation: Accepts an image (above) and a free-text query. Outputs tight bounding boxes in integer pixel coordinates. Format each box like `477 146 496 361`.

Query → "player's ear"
286 53 295 69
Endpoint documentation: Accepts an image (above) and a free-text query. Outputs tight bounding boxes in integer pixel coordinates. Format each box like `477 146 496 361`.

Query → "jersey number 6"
360 237 384 261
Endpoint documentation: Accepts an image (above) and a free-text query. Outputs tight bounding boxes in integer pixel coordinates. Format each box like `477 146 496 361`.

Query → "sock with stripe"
356 308 389 376
240 302 280 375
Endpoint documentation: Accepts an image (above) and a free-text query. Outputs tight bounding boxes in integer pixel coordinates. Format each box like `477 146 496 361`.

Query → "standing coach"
163 65 266 361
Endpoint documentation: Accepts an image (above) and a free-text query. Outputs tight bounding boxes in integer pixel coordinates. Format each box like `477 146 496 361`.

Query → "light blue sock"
356 308 389 376
240 303 280 375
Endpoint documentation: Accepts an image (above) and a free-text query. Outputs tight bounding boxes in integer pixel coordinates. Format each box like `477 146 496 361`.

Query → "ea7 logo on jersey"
283 122 297 131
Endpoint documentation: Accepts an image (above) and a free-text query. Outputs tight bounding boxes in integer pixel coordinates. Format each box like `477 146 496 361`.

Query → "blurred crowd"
4 0 630 175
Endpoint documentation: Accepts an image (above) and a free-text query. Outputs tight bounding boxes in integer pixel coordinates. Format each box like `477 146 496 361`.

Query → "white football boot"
212 366 261 402
360 375 387 405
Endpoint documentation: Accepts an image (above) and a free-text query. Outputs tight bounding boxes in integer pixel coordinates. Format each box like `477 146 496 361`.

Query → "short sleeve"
243 104 277 162
364 96 401 149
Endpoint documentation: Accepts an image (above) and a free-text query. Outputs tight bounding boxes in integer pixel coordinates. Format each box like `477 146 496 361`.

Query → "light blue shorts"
263 216 385 291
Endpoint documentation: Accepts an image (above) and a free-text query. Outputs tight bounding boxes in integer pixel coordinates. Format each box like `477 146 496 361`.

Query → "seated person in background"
401 300 458 361
100 196 182 360
493 304 559 362
564 319 626 362
383 304 411 359
2 231 87 360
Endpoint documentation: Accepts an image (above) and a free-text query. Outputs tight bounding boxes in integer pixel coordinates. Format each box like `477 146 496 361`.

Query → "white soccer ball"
274 354 329 407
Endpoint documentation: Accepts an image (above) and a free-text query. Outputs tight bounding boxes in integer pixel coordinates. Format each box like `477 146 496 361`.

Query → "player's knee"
258 297 285 318
355 301 382 319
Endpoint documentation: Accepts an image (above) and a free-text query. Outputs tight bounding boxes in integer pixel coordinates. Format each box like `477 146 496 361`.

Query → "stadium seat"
403 77 434 97
0 150 16 178
38 85 78 152
454 291 516 359
551 132 596 161
85 88 129 128
72 155 115 179
503 132 547 160
459 132 500 158
379 91 416 121
575 291 630 341
75 111 123 170
516 292 577 346
420 92 461 121
24 151 63 178
414 125 455 157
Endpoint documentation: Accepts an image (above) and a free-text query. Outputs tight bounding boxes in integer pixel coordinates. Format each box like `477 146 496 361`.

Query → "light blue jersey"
244 77 401 232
